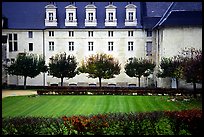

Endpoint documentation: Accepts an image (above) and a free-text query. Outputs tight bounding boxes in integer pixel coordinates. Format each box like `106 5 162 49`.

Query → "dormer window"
65 4 77 27
125 3 137 26
45 3 57 27
105 3 117 27
85 4 97 27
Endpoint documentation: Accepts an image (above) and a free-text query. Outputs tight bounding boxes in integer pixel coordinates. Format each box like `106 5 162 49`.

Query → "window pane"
9 42 12 52
29 43 33 51
14 42 18 51
8 34 12 40
28 31 33 38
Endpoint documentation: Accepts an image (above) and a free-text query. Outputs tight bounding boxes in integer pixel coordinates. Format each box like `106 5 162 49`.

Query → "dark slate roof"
2 2 143 29
145 2 172 17
153 2 202 29
2 2 202 30
141 2 172 29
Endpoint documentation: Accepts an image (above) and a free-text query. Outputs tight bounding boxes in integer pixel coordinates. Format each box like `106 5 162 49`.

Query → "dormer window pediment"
125 4 136 9
45 4 57 9
105 4 117 9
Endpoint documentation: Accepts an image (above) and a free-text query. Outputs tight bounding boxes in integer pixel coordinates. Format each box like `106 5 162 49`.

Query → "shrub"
2 109 202 135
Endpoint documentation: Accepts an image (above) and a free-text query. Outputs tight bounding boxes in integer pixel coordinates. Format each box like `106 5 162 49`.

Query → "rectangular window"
128 12 134 21
14 42 18 51
28 31 33 38
8 34 12 40
29 43 33 51
108 42 113 51
146 42 152 56
88 13 93 21
68 42 74 51
68 13 73 21
49 31 54 37
88 31 93 37
108 12 113 21
146 30 152 37
49 13 53 21
128 41 134 51
13 34 17 40
108 31 113 37
68 31 74 37
88 42 93 51
49 42 54 51
9 42 12 52
128 31 133 37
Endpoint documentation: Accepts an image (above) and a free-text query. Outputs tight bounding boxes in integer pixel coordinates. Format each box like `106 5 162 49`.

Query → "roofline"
152 2 175 29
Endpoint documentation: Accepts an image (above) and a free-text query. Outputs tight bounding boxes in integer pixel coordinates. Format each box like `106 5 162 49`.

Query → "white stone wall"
156 26 202 88
3 29 45 86
45 29 146 86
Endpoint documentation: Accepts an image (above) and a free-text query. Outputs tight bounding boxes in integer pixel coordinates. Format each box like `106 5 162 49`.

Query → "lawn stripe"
2 95 202 118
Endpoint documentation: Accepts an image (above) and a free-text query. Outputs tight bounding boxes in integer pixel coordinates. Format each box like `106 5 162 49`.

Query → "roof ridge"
152 2 175 29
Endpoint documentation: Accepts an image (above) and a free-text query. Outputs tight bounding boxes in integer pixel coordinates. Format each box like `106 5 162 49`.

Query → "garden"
2 93 202 135
3 48 202 135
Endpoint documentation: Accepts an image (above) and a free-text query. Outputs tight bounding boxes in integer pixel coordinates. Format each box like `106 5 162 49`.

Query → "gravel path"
2 90 37 98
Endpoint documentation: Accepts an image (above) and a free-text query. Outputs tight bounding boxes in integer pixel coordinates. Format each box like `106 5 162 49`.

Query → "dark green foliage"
176 47 202 94
6 53 47 89
3 109 201 135
78 53 121 87
125 57 155 87
48 53 78 86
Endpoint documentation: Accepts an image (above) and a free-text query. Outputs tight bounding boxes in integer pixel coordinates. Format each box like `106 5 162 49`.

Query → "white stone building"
2 2 202 88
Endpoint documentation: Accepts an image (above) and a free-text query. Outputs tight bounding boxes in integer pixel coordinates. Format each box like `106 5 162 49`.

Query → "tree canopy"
125 57 155 87
6 53 47 89
78 53 121 87
48 53 78 86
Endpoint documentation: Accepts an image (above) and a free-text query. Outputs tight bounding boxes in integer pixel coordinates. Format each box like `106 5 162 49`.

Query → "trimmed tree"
157 57 183 89
125 57 155 87
48 53 78 86
78 53 121 87
176 47 202 96
6 53 47 89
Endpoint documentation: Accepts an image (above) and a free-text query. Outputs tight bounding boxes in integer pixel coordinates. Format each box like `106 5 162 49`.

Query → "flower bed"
2 109 202 135
37 86 201 96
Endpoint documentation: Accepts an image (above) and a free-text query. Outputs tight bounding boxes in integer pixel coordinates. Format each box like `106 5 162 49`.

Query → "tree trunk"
138 77 141 87
193 82 196 98
24 76 27 90
61 77 63 86
99 77 102 88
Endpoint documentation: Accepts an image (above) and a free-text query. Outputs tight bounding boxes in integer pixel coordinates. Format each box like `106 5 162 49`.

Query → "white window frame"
88 31 93 37
88 42 94 51
49 31 54 37
146 42 152 56
68 41 74 51
128 41 134 51
49 41 54 51
128 31 133 37
68 31 74 37
108 42 114 51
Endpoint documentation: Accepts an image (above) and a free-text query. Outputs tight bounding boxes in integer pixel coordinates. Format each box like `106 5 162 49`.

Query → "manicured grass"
2 95 202 118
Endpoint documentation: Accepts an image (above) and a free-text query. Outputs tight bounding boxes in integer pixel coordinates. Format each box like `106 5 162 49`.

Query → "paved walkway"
2 90 37 98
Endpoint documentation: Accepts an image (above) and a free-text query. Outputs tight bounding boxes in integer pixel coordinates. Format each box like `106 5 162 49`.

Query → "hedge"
2 109 202 135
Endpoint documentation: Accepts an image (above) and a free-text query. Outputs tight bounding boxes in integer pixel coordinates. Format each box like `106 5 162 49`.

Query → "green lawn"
2 95 202 118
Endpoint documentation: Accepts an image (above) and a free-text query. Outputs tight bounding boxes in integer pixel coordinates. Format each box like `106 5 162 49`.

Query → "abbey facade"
2 2 202 88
